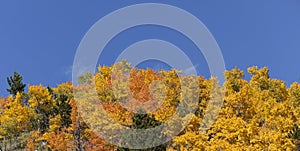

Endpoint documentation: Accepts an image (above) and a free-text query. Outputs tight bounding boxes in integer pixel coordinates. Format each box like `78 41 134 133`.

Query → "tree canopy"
0 61 299 150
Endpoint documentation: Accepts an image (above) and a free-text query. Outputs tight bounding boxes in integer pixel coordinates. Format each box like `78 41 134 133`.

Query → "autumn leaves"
0 62 299 150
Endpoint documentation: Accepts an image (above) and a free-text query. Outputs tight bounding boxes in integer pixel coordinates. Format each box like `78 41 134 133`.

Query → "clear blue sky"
1 1 300 97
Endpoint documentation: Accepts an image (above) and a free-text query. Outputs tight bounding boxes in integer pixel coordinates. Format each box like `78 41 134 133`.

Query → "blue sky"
1 1 300 96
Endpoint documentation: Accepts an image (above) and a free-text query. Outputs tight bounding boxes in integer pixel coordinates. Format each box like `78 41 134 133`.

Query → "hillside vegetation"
0 61 299 150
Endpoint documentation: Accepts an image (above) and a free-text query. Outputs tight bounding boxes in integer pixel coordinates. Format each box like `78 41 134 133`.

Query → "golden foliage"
1 62 299 150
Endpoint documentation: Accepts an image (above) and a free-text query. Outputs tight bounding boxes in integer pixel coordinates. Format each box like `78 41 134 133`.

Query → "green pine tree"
289 124 300 150
6 71 26 96
117 109 167 151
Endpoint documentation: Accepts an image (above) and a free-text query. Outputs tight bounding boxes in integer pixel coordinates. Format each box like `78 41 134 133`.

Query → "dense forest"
1 61 300 150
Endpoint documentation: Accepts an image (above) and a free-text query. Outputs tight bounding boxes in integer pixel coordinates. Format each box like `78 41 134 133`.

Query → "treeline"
0 61 299 150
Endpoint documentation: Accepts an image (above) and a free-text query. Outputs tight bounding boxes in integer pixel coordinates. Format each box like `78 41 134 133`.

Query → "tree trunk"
74 112 82 151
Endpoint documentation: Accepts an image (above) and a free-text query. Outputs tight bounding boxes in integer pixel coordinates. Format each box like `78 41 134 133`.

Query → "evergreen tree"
6 71 26 96
118 109 167 151
289 124 300 150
